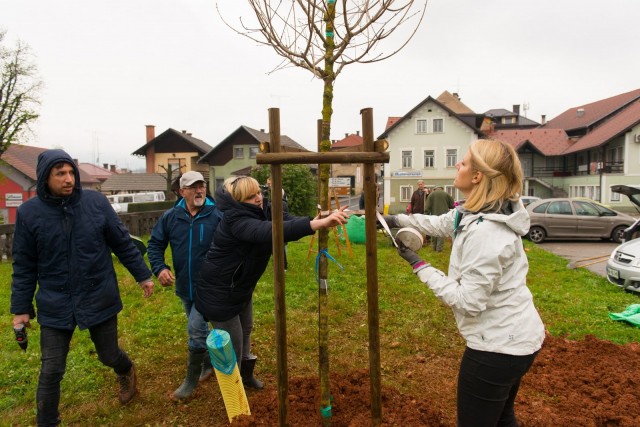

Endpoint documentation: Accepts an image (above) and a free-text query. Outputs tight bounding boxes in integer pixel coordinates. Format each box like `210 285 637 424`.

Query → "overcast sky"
3 0 639 171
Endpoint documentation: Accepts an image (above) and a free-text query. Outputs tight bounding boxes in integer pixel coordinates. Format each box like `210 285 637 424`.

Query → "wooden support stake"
362 107 382 425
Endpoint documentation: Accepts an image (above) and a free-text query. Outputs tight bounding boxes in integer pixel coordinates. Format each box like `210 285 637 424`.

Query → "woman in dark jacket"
195 176 348 388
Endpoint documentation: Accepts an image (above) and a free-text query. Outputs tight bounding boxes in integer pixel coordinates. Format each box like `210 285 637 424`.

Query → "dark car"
526 198 635 244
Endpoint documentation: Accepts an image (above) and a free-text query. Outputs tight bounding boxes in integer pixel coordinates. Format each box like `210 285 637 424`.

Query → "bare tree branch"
218 0 428 79
0 29 42 157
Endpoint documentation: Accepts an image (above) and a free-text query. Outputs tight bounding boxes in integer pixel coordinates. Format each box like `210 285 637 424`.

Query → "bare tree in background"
0 29 42 157
217 1 428 424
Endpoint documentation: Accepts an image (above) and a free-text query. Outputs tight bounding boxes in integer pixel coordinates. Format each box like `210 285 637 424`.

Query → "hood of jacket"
36 149 82 205
457 199 530 237
214 184 266 220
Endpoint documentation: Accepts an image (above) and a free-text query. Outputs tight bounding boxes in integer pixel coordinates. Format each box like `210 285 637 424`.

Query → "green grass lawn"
1 233 638 425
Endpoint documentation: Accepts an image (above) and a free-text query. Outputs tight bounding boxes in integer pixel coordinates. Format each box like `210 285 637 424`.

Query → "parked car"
607 239 640 294
526 198 635 243
606 185 640 294
521 196 541 207
610 184 640 241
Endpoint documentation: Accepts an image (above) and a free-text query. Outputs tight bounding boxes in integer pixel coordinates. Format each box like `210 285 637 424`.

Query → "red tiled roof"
331 133 363 148
563 99 640 154
385 117 401 130
542 88 640 132
2 144 47 180
489 128 573 156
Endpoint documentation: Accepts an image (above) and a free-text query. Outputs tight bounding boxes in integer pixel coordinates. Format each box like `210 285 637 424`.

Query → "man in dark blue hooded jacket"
10 149 154 427
147 171 222 401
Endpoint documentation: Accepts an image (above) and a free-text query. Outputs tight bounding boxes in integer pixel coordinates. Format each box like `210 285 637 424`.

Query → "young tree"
218 2 428 423
0 29 42 156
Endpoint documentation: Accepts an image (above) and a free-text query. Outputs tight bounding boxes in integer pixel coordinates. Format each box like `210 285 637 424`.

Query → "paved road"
536 240 619 278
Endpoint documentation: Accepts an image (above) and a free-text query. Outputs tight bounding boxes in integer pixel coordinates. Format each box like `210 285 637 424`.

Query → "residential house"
330 132 382 195
132 125 212 179
378 91 482 213
0 144 114 223
198 125 309 190
484 105 540 130
100 173 168 195
490 88 640 212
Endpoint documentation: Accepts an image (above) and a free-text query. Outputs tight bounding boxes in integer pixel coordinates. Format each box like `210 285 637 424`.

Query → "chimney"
110 165 116 173
260 129 265 133
145 125 155 143
541 115 546 125
513 105 520 116
356 130 360 136
103 163 108 169
345 133 349 138
182 130 187 134
576 108 585 118
453 92 461 100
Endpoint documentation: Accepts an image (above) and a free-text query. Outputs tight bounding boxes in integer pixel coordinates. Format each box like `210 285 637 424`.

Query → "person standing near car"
147 171 223 401
10 149 154 427
383 139 545 426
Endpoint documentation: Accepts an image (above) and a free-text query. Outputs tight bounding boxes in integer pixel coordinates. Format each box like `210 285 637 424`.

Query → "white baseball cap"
180 171 205 188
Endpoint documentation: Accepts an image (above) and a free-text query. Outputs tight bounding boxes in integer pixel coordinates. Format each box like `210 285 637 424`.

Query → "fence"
0 210 165 261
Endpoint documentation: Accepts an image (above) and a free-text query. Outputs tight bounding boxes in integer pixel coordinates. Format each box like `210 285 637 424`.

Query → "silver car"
606 185 640 293
526 198 635 244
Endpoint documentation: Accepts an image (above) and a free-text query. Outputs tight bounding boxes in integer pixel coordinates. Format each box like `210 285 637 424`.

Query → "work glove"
378 215 400 229
397 242 422 266
397 242 431 272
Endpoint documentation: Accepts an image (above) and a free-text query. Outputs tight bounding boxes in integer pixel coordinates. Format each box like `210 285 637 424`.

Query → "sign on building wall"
391 171 423 177
5 193 23 207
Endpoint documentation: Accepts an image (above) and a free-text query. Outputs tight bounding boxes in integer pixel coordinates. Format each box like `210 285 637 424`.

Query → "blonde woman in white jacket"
385 139 545 427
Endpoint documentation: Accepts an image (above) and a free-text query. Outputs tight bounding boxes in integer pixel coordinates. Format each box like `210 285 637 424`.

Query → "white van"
106 192 166 213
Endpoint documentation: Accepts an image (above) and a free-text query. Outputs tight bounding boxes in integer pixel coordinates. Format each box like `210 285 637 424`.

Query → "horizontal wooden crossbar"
256 151 389 165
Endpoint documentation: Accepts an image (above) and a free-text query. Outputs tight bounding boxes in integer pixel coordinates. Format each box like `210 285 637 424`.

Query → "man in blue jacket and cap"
10 149 154 427
147 171 222 401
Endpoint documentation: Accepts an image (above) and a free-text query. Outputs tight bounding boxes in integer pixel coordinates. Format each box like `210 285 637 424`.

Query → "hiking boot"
117 364 138 405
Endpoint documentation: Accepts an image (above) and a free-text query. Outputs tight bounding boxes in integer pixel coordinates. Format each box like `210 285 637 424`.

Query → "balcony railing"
529 161 623 178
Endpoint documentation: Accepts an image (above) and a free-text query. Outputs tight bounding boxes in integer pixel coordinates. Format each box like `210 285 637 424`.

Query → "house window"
234 147 244 159
433 118 444 133
215 178 225 190
416 119 427 133
424 150 435 168
445 185 457 200
168 158 184 173
400 185 412 202
446 149 457 167
610 187 621 202
249 147 259 159
402 150 412 168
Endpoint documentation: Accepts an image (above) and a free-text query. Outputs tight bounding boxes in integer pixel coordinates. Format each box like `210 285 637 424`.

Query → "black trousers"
457 347 538 427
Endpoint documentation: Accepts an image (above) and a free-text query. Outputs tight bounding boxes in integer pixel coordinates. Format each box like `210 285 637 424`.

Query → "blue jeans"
457 347 538 427
180 298 210 351
37 315 132 427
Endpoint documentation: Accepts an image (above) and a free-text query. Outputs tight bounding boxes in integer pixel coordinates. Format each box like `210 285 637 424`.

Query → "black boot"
200 352 213 382
240 356 264 390
171 349 206 401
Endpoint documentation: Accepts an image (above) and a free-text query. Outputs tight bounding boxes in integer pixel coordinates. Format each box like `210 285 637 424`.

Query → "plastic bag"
339 215 366 244
609 304 640 328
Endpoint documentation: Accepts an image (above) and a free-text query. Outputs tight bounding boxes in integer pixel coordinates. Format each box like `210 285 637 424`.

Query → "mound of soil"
233 334 640 426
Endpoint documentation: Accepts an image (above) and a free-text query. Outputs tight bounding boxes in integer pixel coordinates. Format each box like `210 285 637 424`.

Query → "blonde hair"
224 176 260 202
463 139 523 212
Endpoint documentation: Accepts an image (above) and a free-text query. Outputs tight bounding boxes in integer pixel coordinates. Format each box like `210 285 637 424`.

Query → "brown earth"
230 334 640 427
